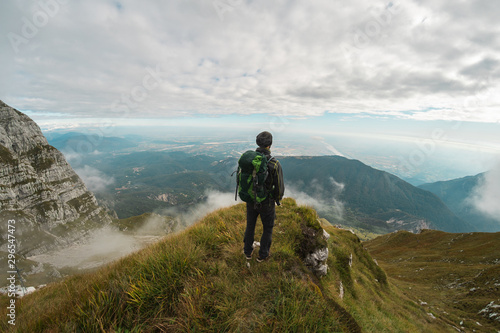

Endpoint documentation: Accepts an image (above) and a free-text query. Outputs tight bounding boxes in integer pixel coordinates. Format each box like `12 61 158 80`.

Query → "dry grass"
0 199 462 332
365 230 500 332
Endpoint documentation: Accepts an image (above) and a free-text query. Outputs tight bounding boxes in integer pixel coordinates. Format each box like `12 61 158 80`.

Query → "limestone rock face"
0 100 111 256
299 219 330 277
304 247 329 276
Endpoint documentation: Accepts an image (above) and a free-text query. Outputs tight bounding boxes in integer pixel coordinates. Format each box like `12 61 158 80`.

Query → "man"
244 131 285 262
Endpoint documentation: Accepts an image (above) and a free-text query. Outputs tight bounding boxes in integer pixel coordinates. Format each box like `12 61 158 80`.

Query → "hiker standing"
240 131 284 262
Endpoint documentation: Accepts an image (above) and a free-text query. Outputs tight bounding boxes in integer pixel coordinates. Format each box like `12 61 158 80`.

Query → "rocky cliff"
0 100 111 256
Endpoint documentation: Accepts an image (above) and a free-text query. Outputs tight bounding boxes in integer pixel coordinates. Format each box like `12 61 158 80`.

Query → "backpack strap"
267 155 274 166
231 168 240 201
234 168 239 201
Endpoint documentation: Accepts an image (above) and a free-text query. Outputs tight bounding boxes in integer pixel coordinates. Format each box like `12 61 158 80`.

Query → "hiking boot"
256 254 270 263
245 251 253 260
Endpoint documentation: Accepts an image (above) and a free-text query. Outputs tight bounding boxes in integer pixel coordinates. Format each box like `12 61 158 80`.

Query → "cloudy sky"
1 0 499 141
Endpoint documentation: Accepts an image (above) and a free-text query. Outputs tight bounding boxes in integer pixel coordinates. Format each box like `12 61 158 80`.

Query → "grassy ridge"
365 230 500 332
1 199 452 332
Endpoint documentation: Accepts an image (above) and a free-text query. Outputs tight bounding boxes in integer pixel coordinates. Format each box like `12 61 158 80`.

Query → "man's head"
256 131 273 148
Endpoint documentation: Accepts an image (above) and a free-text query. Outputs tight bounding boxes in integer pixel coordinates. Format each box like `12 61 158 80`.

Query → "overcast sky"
1 0 499 136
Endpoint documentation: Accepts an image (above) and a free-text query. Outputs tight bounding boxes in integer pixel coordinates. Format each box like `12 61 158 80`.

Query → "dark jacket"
256 147 285 203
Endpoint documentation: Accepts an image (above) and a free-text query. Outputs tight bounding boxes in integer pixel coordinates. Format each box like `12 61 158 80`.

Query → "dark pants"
244 200 276 259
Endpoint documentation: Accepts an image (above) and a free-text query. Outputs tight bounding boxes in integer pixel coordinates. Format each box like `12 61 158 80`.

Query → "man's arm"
272 160 285 204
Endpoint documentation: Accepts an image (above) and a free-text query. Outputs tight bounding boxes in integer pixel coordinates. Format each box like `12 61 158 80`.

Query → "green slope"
0 199 452 332
365 230 500 331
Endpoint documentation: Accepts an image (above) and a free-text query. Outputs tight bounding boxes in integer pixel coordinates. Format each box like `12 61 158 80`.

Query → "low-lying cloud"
286 177 345 221
470 161 500 221
74 165 115 193
156 190 238 227
28 226 156 270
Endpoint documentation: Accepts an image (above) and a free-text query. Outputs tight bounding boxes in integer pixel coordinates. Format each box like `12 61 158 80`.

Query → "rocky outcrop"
0 100 111 256
296 215 331 277
479 301 500 323
303 228 330 276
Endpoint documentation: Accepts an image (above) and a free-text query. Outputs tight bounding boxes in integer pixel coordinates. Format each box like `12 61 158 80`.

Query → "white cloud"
286 177 345 220
28 225 167 269
74 165 114 193
156 190 237 226
1 0 500 124
183 190 237 225
470 161 500 221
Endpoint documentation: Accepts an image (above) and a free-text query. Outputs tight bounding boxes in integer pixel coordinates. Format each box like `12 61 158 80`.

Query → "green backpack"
236 150 273 204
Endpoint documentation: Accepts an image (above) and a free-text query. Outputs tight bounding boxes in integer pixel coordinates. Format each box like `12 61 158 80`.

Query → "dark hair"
256 131 273 148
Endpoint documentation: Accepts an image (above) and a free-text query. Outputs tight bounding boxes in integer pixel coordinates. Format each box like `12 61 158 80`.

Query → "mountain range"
63 148 477 234
280 156 474 233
